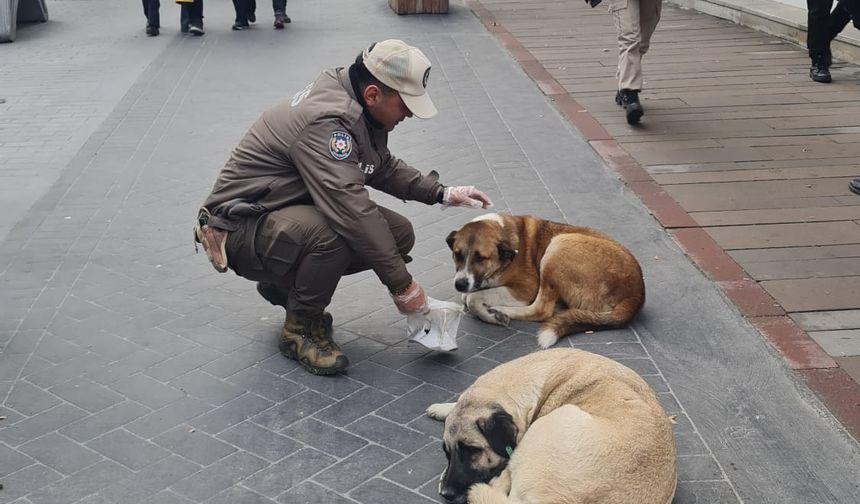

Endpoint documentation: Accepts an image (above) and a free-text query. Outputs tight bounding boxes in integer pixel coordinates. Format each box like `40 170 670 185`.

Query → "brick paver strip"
465 0 860 442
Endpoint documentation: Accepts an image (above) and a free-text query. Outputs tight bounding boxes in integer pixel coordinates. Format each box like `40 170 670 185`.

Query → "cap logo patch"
329 131 353 160
422 67 431 89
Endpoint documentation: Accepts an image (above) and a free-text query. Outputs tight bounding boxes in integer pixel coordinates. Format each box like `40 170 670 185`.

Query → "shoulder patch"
329 131 353 160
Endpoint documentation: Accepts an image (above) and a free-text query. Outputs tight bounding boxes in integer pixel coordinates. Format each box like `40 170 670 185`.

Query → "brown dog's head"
446 214 518 293
438 401 519 503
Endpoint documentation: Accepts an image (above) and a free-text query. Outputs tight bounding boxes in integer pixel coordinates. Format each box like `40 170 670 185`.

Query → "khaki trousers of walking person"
610 0 663 91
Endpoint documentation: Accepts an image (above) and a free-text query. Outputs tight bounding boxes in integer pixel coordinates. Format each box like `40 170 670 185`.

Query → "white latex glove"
442 186 493 209
391 280 431 315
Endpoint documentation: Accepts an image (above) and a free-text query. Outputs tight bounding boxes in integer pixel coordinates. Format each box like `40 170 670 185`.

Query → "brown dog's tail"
537 293 644 348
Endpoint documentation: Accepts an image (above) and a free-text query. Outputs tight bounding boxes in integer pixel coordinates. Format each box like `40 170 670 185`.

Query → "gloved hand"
442 186 494 209
391 280 431 315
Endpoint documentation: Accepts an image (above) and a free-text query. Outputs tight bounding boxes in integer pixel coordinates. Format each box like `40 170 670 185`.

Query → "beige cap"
362 39 438 119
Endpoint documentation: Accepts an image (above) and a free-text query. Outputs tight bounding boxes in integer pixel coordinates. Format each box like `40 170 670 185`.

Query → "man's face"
365 85 413 132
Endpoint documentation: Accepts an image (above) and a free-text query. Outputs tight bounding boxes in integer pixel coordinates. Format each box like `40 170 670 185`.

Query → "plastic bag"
406 298 463 351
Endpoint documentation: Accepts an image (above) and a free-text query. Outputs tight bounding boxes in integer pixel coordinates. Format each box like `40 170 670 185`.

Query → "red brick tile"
717 279 786 317
589 140 652 183
628 181 698 229
751 316 837 370
670 228 747 282
799 367 860 442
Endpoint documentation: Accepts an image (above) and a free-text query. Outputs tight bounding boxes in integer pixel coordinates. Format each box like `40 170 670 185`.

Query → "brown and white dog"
427 348 677 504
446 213 645 348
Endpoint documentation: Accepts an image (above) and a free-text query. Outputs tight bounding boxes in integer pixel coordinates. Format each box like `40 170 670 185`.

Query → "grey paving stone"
339 337 387 364
144 348 223 383
0 443 34 478
398 360 475 394
191 392 274 435
383 445 445 489
674 480 741 503
18 433 101 476
346 416 432 456
49 377 125 413
153 425 237 466
99 455 201 503
125 397 211 440
34 333 86 364
201 343 277 379
86 429 171 470
60 401 151 443
109 374 186 410
4 380 61 416
678 455 726 481
217 421 301 462
346 361 422 396
284 418 368 458
368 341 432 370
4 330 44 355
426 333 496 367
615 358 660 377
257 353 303 376
26 460 131 504
285 369 364 400
67 331 144 362
179 325 254 354
139 490 196 504
24 352 108 389
349 478 437 504
252 390 335 431
313 387 395 427
376 384 454 424
675 431 710 457
406 414 445 440
206 487 278 504
169 370 246 406
313 444 402 493
657 392 682 415
0 403 89 447
123 327 199 358
0 464 63 504
480 333 540 362
170 451 269 502
454 356 499 376
87 349 165 385
241 448 335 498
642 373 671 393
573 342 649 359
225 366 305 402
278 481 353 504
457 316 516 342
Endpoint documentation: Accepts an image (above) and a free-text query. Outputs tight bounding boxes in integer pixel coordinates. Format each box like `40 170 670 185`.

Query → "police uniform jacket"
201 67 444 293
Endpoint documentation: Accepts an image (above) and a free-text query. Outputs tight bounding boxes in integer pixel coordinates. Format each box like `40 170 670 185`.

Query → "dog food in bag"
406 298 463 351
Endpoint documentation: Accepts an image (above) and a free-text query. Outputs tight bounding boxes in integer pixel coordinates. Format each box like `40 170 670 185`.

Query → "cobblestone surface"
1 1 858 503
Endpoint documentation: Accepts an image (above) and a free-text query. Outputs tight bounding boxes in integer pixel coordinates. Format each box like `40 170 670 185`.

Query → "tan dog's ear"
497 242 517 263
477 406 518 458
446 230 458 250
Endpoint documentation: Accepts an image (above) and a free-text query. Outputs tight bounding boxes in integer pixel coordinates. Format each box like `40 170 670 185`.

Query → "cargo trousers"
610 0 663 91
225 205 415 317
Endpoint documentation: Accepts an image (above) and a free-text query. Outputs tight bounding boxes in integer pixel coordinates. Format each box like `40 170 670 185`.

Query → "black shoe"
850 178 860 195
189 23 204 36
809 52 831 83
619 89 644 124
248 11 256 23
232 22 249 30
146 25 159 36
614 90 623 107
284 13 291 23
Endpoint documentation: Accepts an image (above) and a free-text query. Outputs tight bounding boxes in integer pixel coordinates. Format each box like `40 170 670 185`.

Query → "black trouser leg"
142 0 160 27
808 0 836 57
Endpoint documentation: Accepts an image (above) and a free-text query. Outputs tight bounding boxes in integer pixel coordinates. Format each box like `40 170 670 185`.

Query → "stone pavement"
1 1 859 504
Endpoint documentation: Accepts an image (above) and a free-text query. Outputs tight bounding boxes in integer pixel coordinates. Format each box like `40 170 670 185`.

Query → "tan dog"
427 348 676 504
446 213 645 348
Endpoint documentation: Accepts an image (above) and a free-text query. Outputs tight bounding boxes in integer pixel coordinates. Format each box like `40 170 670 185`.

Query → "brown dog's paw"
485 306 510 326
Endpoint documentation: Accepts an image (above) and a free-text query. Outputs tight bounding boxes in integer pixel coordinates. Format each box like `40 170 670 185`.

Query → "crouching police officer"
194 39 492 375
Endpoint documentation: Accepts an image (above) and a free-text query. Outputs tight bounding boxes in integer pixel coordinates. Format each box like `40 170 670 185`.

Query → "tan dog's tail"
538 294 644 348
467 484 516 504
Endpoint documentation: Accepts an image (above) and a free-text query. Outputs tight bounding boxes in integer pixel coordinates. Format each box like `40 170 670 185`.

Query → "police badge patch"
329 131 352 160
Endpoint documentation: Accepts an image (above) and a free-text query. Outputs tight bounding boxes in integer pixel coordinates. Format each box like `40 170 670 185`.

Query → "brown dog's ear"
477 407 518 458
497 242 517 263
446 230 458 251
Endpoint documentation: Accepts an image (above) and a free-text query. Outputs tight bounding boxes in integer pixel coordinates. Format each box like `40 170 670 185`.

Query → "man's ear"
446 230 458 251
363 84 383 107
497 242 517 262
477 407 518 458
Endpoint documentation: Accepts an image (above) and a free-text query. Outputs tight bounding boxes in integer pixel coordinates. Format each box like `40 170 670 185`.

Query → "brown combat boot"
280 312 349 375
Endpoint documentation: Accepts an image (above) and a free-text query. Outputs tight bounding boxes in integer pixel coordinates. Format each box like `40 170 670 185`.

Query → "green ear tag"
505 446 513 458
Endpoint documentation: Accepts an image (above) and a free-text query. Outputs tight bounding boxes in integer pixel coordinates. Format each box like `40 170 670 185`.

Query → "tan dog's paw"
426 402 456 421
467 482 507 504
489 468 512 494
484 305 510 326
